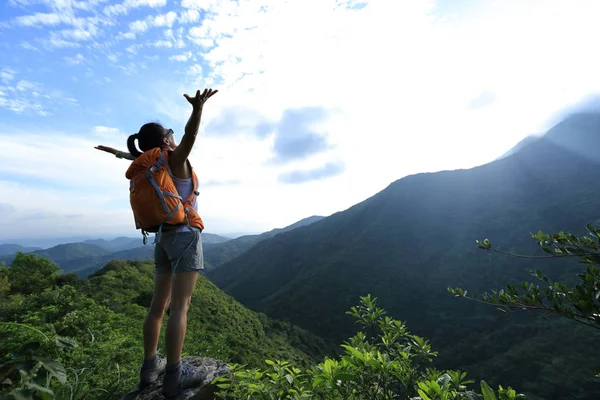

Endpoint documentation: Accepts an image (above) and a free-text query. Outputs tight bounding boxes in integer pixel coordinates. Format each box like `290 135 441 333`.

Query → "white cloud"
16 80 42 92
0 98 49 116
119 31 137 40
129 19 149 33
93 125 125 138
179 9 200 23
125 44 141 54
60 27 98 41
42 35 81 49
13 12 67 27
64 53 86 65
151 40 172 48
103 0 167 17
21 42 39 51
169 51 192 62
0 74 77 116
153 11 177 27
0 69 15 82
121 10 177 39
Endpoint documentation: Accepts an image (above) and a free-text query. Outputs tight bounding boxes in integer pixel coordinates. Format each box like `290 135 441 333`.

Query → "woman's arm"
94 145 136 160
169 88 218 168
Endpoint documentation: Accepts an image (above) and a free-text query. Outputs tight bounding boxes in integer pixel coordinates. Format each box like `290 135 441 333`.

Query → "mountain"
206 112 600 400
0 231 232 277
86 232 230 251
203 215 324 270
0 243 112 274
0 236 96 249
202 232 232 244
0 244 41 256
83 236 142 252
495 134 540 160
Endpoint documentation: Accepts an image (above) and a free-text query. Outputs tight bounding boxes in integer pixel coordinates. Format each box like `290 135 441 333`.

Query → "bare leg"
143 272 172 359
165 270 199 366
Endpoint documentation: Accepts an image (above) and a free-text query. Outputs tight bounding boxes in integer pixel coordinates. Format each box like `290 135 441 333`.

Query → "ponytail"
127 133 143 158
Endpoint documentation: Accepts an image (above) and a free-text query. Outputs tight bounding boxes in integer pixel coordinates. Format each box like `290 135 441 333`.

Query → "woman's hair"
127 122 166 158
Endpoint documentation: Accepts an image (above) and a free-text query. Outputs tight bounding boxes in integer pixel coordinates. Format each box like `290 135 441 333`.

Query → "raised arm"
169 88 218 169
94 145 136 161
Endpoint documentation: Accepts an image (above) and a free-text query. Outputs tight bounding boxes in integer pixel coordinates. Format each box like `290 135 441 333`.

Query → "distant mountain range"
0 244 42 256
0 232 232 250
0 217 324 277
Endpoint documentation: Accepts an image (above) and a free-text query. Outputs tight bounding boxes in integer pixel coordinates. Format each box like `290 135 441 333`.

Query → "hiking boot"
139 355 167 387
162 362 206 398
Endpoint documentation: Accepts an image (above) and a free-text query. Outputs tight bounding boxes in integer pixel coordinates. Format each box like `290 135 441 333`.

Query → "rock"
120 356 231 400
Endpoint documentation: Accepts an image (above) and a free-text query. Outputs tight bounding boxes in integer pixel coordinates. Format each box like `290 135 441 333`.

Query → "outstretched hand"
94 145 118 155
94 145 134 160
183 88 218 109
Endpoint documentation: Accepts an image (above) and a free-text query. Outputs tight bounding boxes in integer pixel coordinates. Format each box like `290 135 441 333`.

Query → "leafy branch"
449 224 600 331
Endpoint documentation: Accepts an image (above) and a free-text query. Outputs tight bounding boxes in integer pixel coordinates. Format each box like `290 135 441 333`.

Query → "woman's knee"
148 297 170 318
169 296 192 313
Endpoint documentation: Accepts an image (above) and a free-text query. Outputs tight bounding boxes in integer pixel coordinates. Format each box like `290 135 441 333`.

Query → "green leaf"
37 359 67 384
55 336 78 349
480 380 498 400
26 382 55 399
341 344 365 362
335 373 354 382
418 389 433 400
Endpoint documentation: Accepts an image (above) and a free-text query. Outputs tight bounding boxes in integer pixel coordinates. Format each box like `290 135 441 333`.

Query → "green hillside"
203 215 324 270
206 112 600 400
0 253 333 398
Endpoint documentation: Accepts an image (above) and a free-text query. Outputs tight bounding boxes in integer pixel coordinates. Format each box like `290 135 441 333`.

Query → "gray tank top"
172 175 198 232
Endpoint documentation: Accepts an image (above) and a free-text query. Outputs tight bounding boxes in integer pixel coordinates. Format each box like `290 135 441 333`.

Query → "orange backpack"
125 148 204 242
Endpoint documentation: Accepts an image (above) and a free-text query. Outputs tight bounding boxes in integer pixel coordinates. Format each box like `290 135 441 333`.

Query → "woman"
96 88 218 397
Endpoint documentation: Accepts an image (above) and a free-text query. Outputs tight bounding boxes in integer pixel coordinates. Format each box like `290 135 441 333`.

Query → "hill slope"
84 260 333 367
206 112 600 400
0 244 41 256
203 215 324 270
0 255 334 398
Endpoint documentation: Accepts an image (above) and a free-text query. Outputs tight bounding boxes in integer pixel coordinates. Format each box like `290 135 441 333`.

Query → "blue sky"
1 0 600 241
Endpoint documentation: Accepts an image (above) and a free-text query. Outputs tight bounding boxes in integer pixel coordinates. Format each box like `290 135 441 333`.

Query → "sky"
1 0 600 241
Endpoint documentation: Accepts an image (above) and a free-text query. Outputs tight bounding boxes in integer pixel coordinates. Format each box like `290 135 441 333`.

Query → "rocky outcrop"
120 357 231 400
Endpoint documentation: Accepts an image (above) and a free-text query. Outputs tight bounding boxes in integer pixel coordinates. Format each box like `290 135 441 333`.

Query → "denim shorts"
154 226 204 274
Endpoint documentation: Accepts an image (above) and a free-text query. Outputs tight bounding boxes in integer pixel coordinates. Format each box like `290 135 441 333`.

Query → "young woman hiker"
95 88 218 397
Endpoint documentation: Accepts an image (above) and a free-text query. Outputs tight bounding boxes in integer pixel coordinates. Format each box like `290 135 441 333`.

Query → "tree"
4 253 61 295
